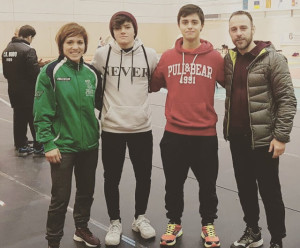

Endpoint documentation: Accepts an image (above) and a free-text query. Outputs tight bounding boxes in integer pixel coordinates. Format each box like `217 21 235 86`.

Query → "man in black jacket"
2 25 43 156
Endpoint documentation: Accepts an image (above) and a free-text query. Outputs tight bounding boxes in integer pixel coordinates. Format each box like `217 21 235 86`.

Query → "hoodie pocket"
103 103 151 130
168 102 217 128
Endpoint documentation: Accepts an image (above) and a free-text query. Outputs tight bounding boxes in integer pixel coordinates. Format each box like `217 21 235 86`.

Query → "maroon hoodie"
229 41 271 135
150 38 224 136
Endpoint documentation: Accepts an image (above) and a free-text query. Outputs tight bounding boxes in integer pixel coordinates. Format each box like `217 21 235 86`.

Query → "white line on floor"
0 117 12 123
0 170 138 247
0 97 11 107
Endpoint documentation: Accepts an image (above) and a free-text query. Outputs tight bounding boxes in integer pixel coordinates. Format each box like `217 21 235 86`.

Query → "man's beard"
235 36 253 51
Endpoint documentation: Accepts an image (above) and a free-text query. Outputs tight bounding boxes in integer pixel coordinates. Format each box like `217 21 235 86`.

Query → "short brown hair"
18 25 36 38
177 4 204 25
229 10 253 26
55 22 88 56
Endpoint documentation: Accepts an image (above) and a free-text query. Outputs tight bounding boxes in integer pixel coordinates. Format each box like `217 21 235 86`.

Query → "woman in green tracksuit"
33 23 101 248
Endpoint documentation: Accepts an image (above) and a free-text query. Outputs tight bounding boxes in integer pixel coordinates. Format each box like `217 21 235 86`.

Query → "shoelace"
204 225 216 237
137 217 150 227
109 223 121 234
239 227 252 242
81 227 93 237
165 224 176 235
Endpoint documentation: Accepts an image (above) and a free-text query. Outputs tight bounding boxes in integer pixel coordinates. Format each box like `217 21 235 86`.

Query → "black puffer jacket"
2 37 40 108
223 43 297 148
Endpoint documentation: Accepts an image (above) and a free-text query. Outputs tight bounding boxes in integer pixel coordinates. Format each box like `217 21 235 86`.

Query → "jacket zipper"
75 68 83 149
245 50 268 149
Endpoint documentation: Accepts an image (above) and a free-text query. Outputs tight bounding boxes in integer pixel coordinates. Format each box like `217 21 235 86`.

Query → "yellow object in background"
266 0 272 8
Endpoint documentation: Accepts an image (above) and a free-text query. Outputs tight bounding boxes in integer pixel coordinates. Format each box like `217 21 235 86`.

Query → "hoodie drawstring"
179 52 199 84
131 50 134 84
99 45 112 119
117 50 123 90
141 45 151 92
179 53 185 84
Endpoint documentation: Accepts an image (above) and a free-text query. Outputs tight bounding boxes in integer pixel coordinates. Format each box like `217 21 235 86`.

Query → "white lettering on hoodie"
167 53 212 85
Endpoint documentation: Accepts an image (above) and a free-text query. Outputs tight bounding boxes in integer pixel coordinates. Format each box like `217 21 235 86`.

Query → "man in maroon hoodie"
150 4 224 247
224 11 297 248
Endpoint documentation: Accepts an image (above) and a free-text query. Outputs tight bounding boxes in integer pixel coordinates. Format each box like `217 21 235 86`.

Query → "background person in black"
2 25 45 157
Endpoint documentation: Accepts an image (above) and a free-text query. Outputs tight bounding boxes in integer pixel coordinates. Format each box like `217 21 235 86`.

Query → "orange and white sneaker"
201 224 221 248
160 223 183 246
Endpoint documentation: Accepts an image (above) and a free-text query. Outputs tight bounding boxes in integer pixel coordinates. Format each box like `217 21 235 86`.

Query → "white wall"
1 0 300 57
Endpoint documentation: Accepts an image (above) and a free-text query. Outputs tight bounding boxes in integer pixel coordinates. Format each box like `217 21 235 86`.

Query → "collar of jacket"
59 56 84 71
12 38 30 45
228 48 268 69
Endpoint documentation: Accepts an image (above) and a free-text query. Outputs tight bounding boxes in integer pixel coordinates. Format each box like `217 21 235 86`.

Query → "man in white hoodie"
92 11 158 246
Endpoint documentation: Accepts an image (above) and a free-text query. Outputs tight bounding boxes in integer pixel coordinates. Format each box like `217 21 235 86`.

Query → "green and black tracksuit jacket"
33 56 102 153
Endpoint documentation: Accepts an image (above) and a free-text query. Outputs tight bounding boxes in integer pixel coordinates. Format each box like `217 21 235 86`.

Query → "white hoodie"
92 38 158 133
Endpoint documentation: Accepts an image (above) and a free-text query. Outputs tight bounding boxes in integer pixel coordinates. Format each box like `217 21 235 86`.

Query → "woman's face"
63 35 85 63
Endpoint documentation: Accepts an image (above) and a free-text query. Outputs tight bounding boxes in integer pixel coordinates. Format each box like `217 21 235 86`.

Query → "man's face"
113 21 135 49
229 14 255 53
178 13 203 42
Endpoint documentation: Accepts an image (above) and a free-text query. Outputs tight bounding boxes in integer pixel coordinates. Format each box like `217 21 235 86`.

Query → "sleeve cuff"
44 140 57 153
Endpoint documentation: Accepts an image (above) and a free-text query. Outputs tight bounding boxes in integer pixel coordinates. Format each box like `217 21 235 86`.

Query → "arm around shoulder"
149 53 166 92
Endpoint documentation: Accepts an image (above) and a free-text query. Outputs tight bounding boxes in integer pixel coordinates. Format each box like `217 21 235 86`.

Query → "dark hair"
18 25 36 38
112 15 132 30
55 22 88 55
177 4 204 25
229 10 253 26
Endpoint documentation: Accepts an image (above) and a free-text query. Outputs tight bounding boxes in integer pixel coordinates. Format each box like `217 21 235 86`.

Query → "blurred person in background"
2 24 44 157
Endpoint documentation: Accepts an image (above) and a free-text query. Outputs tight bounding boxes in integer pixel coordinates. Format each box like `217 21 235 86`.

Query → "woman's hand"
45 148 62 164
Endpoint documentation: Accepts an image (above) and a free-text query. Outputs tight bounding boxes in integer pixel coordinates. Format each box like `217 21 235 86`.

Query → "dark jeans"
230 135 286 239
101 131 153 220
13 106 41 149
160 131 219 225
46 149 98 246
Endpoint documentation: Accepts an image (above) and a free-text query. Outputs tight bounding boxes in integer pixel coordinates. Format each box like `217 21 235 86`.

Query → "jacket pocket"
103 103 150 130
168 102 217 128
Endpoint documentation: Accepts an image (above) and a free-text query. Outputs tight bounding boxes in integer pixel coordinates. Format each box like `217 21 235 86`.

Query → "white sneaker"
132 215 156 239
105 219 122 246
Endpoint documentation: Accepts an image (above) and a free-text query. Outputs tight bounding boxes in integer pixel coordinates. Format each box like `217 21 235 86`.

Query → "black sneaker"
33 146 45 157
48 243 60 248
270 243 282 248
231 226 263 248
15 146 34 157
73 227 101 247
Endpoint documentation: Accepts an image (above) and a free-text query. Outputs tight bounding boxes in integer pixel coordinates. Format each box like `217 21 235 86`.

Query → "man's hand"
38 58 51 67
45 148 62 164
268 138 285 158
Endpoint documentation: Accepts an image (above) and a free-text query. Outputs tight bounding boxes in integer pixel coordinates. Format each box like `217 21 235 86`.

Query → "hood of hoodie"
254 40 272 49
109 37 143 55
175 37 214 55
173 37 216 84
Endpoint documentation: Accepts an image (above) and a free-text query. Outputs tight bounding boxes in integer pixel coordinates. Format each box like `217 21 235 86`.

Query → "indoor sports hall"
1 0 300 247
